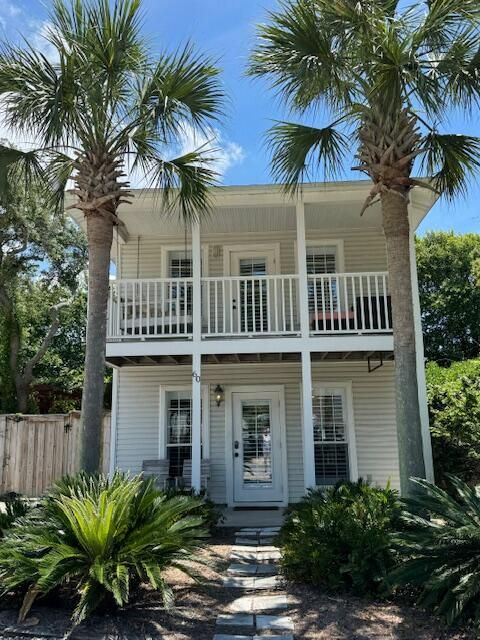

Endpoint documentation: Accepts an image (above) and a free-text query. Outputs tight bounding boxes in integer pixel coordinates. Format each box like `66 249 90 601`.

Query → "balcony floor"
107 350 394 367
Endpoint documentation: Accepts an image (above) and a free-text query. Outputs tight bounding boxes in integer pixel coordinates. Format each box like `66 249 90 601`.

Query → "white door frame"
223 243 281 276
158 384 210 460
225 384 288 507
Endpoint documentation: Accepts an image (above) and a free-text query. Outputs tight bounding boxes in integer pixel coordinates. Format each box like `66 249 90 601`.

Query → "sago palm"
0 473 209 623
387 475 480 626
0 0 224 470
248 0 480 494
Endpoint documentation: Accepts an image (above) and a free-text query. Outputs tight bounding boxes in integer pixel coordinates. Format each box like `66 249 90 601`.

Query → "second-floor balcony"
107 272 392 341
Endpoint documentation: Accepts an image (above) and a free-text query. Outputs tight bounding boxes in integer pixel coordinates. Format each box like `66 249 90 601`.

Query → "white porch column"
409 229 434 482
301 350 316 490
108 366 119 478
191 221 202 491
296 201 310 339
297 201 316 490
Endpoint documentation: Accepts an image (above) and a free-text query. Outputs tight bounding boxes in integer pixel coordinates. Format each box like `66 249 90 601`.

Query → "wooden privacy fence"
0 412 111 497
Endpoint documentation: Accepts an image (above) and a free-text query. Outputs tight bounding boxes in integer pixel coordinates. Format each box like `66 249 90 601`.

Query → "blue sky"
0 0 479 235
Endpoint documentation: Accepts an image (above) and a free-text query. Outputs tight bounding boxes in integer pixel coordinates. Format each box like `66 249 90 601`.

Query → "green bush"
0 493 29 536
280 479 401 593
0 473 208 624
387 475 480 626
426 359 480 485
162 486 224 531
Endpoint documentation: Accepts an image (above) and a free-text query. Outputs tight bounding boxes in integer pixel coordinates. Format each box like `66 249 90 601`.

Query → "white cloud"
29 21 59 63
178 124 245 179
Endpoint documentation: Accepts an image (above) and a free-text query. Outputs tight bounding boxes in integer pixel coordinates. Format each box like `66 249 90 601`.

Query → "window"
168 250 193 278
306 246 337 276
168 250 193 318
166 390 192 478
307 246 338 316
163 389 207 480
312 387 350 485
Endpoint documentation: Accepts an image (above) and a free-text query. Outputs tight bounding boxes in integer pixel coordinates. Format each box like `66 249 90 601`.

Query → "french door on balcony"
229 249 277 334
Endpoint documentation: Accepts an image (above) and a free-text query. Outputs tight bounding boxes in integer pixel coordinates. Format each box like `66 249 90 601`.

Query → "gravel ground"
287 583 476 640
0 532 234 640
0 532 476 640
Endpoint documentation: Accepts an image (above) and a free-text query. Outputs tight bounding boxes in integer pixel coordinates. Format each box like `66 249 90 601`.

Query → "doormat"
233 506 279 511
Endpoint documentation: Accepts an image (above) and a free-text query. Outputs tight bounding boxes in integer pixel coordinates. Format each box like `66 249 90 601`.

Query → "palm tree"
248 0 480 495
0 0 224 471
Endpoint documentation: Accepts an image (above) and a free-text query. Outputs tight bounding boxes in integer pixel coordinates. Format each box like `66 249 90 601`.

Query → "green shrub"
0 493 29 536
162 486 224 531
387 475 480 626
280 479 400 593
0 473 208 624
426 359 480 485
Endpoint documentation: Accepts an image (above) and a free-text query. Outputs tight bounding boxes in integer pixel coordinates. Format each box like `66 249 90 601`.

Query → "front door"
232 391 284 503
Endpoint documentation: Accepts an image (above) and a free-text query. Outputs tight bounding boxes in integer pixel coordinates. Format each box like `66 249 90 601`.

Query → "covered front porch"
109 354 400 505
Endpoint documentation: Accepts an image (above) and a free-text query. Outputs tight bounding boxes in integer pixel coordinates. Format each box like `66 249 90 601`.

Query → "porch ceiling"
107 350 393 367
67 180 437 243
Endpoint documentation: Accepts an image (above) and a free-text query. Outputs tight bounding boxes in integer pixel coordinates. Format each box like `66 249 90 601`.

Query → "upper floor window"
306 246 337 275
168 250 192 278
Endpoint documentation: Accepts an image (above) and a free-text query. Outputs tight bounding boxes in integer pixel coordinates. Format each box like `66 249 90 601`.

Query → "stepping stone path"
214 527 294 640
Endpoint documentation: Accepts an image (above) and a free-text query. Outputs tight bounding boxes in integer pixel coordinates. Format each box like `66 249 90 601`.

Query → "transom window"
312 387 350 486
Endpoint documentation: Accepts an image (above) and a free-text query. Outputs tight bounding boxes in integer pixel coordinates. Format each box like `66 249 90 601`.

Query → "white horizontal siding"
118 229 387 279
114 361 399 504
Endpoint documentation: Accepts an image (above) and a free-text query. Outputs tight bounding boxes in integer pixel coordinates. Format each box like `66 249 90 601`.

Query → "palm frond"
419 132 480 198
135 45 224 141
0 473 209 624
387 475 480 625
267 120 349 192
140 148 218 223
0 145 46 201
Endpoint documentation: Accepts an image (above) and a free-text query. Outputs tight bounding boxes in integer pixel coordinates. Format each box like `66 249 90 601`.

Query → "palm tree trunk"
381 189 426 495
80 213 113 472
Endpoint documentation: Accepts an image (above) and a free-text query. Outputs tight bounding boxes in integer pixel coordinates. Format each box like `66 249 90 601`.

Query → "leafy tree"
0 181 86 412
426 359 480 485
248 0 480 494
416 231 480 363
0 0 225 471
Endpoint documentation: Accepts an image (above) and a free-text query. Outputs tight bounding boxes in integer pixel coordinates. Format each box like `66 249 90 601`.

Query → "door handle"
234 440 239 449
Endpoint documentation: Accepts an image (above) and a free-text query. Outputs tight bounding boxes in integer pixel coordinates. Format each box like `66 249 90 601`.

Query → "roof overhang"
67 179 438 243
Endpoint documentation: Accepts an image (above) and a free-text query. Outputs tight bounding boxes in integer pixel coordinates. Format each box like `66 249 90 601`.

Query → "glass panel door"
232 391 284 503
241 401 273 485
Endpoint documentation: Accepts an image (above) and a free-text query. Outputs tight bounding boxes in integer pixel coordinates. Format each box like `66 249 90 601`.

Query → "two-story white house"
79 181 436 507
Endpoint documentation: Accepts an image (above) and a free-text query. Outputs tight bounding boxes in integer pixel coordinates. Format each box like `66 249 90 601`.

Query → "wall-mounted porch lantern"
214 385 224 407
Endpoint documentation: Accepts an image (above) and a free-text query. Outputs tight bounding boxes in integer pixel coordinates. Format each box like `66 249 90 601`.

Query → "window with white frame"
164 389 205 480
168 250 193 278
312 387 350 485
307 246 338 314
168 250 193 318
166 390 192 479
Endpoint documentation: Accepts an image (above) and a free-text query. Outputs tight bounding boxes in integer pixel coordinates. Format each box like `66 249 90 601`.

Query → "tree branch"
20 301 70 385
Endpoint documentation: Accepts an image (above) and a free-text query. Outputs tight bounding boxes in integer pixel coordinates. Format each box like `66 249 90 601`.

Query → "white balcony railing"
108 278 193 339
202 275 300 337
107 272 392 340
308 272 391 334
